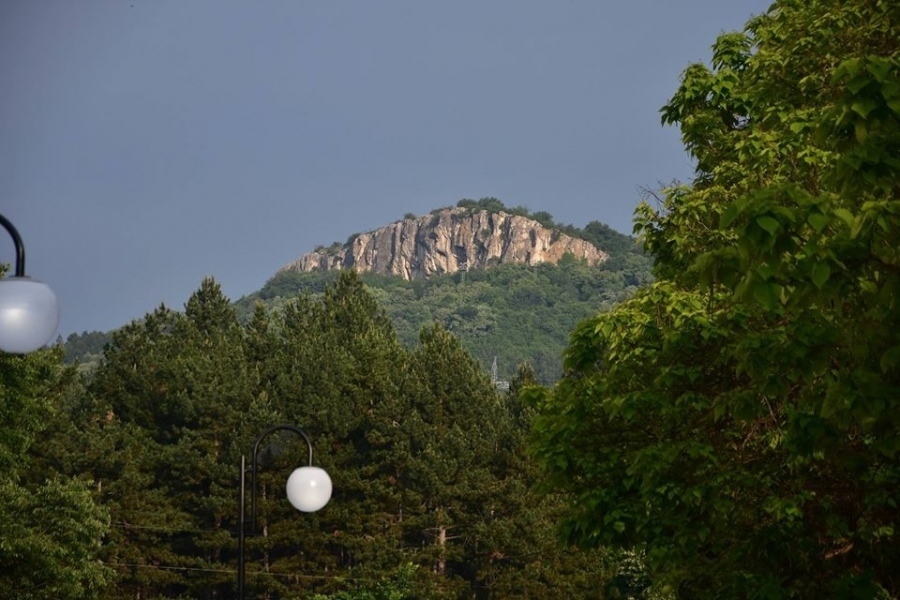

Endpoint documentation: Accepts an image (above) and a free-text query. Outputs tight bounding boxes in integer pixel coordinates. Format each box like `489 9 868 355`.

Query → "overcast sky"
2 0 770 337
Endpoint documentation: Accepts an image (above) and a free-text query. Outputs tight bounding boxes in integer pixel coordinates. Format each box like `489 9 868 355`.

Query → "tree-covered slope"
67 205 653 384
237 251 651 384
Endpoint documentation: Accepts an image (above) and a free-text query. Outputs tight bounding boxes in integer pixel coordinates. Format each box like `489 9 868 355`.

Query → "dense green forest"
4 1 898 598
4 273 633 599
66 204 653 384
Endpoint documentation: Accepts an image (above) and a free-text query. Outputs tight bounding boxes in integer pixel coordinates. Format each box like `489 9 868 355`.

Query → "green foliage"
255 269 342 301
0 345 113 598
311 563 418 600
531 1 900 597
236 249 651 385
60 279 261 598
0 477 113 599
454 197 507 214
62 330 112 365
0 351 56 472
45 272 617 598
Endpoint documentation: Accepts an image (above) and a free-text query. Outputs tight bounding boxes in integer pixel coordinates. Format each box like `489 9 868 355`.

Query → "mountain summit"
278 207 609 280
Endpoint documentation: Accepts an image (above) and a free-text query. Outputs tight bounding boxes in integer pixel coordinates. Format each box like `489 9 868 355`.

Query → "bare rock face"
278 208 608 280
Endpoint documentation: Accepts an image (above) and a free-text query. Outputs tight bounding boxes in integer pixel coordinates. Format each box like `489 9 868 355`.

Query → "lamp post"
0 214 59 353
238 424 332 599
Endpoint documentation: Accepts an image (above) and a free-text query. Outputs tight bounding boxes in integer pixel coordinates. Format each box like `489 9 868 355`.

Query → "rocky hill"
64 199 652 381
278 207 609 279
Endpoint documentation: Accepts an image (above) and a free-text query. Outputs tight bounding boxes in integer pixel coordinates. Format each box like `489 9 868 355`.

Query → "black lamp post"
238 424 332 599
0 214 59 353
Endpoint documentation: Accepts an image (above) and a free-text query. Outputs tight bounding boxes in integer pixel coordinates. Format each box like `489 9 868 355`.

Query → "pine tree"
63 279 262 598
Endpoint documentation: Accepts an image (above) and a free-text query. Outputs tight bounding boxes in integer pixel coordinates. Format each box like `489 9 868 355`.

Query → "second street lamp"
238 424 332 599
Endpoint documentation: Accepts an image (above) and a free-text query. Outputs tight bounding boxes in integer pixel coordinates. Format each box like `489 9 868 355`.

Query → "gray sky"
2 0 770 337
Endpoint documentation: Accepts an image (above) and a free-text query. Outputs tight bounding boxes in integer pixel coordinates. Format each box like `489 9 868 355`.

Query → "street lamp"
238 424 332 599
0 214 59 354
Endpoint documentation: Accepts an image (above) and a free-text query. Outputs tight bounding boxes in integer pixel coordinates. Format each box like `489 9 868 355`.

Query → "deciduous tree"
0 344 112 598
529 1 900 597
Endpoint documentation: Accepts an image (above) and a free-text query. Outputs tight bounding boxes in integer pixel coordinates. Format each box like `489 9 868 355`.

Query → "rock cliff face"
278 208 608 280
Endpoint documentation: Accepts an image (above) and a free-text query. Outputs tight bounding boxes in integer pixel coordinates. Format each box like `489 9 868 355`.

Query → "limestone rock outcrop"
278 208 608 280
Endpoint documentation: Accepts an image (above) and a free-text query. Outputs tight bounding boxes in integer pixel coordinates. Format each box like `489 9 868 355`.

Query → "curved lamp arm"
250 424 317 523
0 214 60 353
0 214 26 277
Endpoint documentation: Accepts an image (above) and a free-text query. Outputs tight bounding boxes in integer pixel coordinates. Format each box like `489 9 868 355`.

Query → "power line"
104 562 450 588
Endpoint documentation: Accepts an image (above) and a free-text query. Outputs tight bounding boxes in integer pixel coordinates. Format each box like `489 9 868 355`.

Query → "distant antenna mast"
491 357 509 391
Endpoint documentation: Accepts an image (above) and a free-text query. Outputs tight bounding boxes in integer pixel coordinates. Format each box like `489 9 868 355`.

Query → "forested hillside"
237 256 650 384
239 200 652 383
67 204 653 383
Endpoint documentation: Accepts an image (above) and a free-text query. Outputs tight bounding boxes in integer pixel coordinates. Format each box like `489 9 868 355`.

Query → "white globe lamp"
0 277 60 353
1 215 59 354
286 466 333 512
